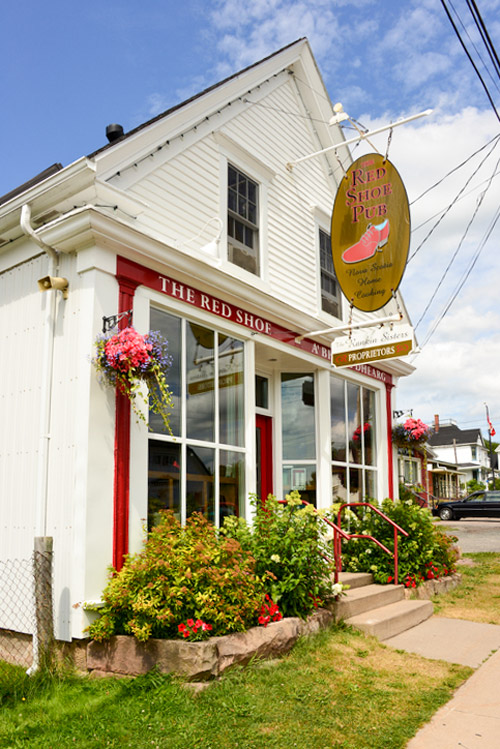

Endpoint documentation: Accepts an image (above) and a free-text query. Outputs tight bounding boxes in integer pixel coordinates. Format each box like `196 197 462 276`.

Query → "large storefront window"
148 308 245 529
281 373 316 505
330 375 378 503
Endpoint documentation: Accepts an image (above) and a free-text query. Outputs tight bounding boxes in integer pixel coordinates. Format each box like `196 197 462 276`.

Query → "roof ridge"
86 38 307 161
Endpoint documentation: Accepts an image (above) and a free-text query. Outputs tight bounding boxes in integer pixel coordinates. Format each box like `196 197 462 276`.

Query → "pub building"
0 39 414 644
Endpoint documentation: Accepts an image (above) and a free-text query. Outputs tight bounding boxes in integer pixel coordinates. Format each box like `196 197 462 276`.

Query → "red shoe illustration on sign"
342 219 390 264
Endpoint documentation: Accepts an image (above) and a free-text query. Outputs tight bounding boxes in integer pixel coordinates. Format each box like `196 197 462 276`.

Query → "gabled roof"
428 424 484 447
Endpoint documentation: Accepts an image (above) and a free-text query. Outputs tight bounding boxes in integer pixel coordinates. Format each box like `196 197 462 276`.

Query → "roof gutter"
20 204 58 262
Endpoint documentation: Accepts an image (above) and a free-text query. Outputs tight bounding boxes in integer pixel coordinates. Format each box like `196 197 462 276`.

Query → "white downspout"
20 204 59 674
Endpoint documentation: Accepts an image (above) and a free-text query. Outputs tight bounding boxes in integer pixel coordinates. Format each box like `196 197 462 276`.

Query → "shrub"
87 512 267 642
221 492 335 618
336 498 458 585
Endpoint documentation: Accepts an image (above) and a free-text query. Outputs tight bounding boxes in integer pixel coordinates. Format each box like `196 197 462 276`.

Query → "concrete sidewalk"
383 617 500 747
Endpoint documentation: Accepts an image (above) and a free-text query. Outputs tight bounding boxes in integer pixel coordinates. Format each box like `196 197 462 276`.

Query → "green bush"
336 498 458 587
221 492 335 618
87 511 267 642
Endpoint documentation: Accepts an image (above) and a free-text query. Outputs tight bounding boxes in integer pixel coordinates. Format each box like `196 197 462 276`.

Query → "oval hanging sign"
330 153 410 312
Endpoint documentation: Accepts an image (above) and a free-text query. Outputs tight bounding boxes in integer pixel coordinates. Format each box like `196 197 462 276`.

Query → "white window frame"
318 227 343 320
214 132 274 285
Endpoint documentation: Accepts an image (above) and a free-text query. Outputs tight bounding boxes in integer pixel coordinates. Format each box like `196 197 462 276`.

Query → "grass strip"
432 552 500 624
0 624 470 749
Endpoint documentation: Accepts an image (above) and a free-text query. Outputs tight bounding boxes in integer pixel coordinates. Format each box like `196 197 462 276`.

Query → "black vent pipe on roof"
106 123 124 143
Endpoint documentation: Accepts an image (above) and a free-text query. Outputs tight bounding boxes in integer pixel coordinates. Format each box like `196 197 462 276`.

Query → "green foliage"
87 511 266 642
221 491 335 618
398 483 425 504
466 478 486 493
337 498 459 586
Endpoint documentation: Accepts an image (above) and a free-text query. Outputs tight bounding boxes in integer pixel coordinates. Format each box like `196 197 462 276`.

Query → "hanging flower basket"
93 326 173 431
392 418 431 449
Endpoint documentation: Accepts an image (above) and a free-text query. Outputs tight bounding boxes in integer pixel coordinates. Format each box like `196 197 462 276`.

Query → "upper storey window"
228 164 259 275
319 229 342 319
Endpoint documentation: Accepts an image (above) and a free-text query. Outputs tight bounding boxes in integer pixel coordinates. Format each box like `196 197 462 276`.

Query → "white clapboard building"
0 39 414 644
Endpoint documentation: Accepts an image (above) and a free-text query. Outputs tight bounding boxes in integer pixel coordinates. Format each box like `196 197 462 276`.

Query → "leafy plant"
466 478 486 494
337 498 459 585
221 491 335 618
87 511 267 642
93 326 173 431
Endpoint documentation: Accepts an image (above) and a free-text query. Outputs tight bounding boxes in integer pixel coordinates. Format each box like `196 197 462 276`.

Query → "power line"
465 0 500 80
414 152 500 331
418 204 500 350
410 133 500 206
440 0 500 122
408 135 500 262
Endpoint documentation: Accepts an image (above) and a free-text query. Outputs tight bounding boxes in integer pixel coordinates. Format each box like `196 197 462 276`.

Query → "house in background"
428 417 494 492
0 38 415 647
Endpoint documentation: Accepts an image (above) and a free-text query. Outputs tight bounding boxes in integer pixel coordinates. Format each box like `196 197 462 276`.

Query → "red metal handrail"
335 502 409 585
276 498 409 587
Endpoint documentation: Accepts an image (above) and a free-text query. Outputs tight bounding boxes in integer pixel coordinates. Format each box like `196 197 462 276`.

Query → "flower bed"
87 609 334 680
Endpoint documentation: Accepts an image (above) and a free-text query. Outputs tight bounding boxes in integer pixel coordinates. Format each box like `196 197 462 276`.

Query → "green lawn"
0 625 470 749
433 552 500 624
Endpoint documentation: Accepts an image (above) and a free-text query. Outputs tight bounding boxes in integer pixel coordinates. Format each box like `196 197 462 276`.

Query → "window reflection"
186 446 214 521
186 324 215 442
330 375 378 503
281 374 316 461
282 465 317 506
149 309 181 435
363 388 376 466
148 441 181 529
219 338 244 446
330 376 346 461
220 450 245 524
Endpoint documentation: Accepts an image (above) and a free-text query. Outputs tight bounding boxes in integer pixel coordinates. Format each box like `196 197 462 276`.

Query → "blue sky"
2 0 500 433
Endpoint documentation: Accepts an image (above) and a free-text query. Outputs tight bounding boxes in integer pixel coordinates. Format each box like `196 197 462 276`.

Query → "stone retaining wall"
403 573 461 600
87 609 334 680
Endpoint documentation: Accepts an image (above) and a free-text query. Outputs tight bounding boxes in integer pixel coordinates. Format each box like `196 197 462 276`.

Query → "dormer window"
228 164 259 275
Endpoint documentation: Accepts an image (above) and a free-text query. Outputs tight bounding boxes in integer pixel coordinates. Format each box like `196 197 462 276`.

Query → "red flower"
186 618 194 627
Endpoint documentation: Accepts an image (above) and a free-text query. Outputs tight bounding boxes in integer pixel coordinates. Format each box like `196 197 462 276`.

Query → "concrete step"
337 571 373 589
345 599 434 641
332 583 405 620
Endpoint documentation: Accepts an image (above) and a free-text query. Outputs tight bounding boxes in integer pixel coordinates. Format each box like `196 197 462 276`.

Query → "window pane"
219 337 244 446
255 375 269 409
282 464 316 506
186 446 214 521
365 470 376 500
330 376 346 461
186 323 214 442
220 450 245 524
363 388 377 465
332 465 348 503
148 441 181 529
347 382 362 464
281 374 316 460
149 308 181 435
349 468 362 503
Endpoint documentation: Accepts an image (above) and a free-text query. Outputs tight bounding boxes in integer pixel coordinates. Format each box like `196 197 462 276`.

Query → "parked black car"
432 491 500 520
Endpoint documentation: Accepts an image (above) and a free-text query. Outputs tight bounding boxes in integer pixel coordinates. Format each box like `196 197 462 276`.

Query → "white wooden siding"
127 77 338 320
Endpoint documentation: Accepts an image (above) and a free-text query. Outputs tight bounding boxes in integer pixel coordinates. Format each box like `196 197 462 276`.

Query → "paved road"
437 518 500 553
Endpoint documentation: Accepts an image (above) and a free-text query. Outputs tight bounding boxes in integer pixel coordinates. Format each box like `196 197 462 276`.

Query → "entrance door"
256 414 273 501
